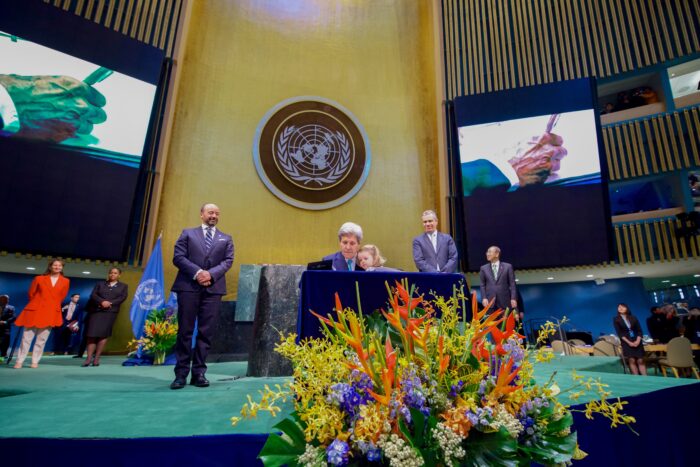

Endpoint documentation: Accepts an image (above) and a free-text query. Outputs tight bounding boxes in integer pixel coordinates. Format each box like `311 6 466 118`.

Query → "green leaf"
545 411 573 434
462 428 519 467
273 417 306 449
258 415 307 467
410 408 426 447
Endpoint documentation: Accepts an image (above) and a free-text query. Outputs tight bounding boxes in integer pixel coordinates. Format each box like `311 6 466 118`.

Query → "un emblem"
254 97 371 210
134 279 163 311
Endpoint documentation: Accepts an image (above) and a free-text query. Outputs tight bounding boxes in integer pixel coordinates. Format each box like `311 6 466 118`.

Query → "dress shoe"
81 361 91 367
190 375 210 387
170 377 187 390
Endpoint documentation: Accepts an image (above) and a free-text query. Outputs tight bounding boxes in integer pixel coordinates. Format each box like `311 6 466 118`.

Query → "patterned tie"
492 262 498 279
347 259 353 271
205 227 214 251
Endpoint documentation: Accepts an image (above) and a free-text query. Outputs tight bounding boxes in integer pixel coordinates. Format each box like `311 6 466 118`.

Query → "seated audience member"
613 303 647 376
323 222 365 271
646 306 663 342
0 295 16 358
657 304 681 343
682 308 700 345
357 245 399 272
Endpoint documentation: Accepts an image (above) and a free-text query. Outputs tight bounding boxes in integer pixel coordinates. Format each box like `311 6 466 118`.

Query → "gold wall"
153 0 443 301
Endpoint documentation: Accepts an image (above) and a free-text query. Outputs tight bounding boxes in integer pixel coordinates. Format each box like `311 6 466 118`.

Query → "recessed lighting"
627 271 636 275
586 274 594 278
82 271 91 275
662 280 670 283
515 278 519 282
547 277 554 280
694 274 700 278
25 266 36 270
671 283 677 287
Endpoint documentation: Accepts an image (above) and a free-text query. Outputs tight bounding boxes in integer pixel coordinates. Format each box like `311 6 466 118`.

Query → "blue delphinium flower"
326 439 350 466
449 380 465 399
401 368 430 416
357 440 382 462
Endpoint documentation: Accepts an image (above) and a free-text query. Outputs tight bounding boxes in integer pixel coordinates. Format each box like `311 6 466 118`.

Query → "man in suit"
55 293 82 355
170 203 234 389
0 294 16 358
479 246 517 313
412 210 459 273
322 222 365 271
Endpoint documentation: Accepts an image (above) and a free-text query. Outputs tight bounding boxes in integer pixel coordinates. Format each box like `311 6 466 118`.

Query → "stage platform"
1 355 699 466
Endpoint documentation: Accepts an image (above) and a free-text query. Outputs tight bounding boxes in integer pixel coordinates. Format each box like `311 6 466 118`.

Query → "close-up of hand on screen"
507 114 568 187
0 74 106 143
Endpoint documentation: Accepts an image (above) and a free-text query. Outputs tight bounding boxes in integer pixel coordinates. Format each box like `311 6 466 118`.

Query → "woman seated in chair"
613 303 647 376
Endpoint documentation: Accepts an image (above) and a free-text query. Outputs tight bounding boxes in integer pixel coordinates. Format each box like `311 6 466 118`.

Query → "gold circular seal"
253 97 371 210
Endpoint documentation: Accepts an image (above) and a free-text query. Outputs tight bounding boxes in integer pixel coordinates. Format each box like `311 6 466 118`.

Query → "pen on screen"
83 66 113 85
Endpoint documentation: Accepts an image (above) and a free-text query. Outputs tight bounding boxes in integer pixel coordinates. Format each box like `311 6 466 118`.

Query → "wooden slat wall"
441 0 700 99
441 0 700 264
614 218 700 264
602 107 700 180
45 0 183 56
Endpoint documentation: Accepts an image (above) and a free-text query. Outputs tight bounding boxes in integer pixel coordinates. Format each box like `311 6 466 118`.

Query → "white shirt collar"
201 224 216 234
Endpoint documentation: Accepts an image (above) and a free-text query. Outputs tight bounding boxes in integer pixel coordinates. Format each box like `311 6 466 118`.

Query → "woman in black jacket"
613 303 647 376
82 267 128 367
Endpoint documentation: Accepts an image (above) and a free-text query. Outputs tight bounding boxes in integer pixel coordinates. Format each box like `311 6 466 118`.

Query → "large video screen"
453 79 613 270
0 0 163 260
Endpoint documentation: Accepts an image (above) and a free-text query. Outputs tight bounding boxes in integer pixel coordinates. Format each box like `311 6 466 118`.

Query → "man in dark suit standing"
479 246 517 314
170 203 234 389
412 210 459 273
0 294 16 358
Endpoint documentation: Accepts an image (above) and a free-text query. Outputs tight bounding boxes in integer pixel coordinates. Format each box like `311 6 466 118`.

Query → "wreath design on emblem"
276 124 352 187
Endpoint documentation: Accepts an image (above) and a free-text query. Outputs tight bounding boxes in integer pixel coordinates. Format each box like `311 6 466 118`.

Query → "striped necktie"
205 227 214 251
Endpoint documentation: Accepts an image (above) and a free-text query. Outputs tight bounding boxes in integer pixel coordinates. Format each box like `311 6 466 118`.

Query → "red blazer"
15 275 70 328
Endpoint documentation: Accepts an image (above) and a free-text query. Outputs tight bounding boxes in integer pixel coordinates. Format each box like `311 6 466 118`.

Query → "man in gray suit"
170 203 234 389
412 210 459 273
479 246 517 313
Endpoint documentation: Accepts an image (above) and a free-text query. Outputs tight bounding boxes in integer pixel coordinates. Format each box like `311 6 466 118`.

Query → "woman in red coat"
13 259 70 368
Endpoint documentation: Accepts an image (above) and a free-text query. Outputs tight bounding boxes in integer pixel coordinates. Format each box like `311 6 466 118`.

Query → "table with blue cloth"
297 270 467 340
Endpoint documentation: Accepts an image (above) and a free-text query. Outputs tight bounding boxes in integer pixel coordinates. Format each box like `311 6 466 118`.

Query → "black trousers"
173 291 222 378
0 332 10 357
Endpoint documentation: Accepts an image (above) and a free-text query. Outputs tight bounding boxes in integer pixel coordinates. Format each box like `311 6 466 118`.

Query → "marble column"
246 265 305 377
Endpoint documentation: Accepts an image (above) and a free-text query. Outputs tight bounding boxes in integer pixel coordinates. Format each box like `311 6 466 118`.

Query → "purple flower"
449 380 465 399
326 439 350 466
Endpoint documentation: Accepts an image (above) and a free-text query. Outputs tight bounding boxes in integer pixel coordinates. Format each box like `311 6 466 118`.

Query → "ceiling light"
627 271 636 275
82 271 91 275
586 274 594 278
26 266 36 270
547 277 554 280
694 274 700 278
671 283 677 287
662 280 670 283
515 279 519 282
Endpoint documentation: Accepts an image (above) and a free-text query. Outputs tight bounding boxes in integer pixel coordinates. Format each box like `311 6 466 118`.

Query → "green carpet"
0 355 697 439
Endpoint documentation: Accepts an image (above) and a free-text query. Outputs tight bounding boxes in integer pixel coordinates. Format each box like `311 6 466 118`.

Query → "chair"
599 335 620 345
592 340 618 356
551 340 573 355
658 337 700 379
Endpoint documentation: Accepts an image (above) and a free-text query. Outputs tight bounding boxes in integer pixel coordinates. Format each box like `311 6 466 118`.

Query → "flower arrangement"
232 281 634 466
128 308 178 365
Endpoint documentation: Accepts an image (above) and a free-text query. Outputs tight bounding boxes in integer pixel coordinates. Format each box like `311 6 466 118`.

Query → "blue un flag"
129 237 165 341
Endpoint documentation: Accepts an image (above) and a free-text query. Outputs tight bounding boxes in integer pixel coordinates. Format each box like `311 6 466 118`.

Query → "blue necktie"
347 259 353 271
205 227 213 251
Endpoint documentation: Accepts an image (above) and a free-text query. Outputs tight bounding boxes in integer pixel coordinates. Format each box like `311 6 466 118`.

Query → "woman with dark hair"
13 259 70 368
82 267 128 367
613 303 647 376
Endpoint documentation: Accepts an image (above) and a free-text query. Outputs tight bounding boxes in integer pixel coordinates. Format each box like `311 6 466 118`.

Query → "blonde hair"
359 244 386 267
